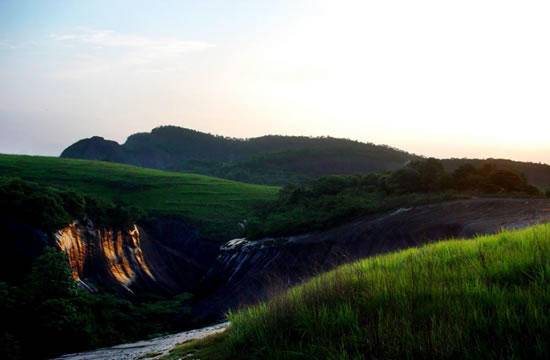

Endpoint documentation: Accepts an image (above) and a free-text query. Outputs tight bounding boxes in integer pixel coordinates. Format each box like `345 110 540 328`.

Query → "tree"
489 169 527 193
24 247 76 303
386 168 422 194
408 158 446 192
20 248 91 358
452 164 476 189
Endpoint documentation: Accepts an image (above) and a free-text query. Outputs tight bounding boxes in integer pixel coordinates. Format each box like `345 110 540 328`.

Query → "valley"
3 2 550 358
1 137 549 359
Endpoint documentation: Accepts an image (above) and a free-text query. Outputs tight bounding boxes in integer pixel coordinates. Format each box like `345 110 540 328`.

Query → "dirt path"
53 322 228 360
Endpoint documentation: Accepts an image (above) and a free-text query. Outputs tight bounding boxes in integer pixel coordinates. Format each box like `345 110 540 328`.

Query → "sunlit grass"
168 224 550 359
0 154 278 239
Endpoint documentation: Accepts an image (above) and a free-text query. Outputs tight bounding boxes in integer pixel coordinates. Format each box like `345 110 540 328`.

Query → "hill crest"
61 125 550 188
61 125 414 184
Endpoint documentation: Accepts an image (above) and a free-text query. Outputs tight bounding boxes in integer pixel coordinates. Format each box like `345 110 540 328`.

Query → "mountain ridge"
61 125 550 188
61 125 415 184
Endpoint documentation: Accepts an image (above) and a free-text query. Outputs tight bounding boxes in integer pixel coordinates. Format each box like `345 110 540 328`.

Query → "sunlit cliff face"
55 222 155 289
56 223 86 280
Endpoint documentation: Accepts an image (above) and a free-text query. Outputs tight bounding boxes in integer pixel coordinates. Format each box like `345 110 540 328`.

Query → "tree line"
245 159 544 239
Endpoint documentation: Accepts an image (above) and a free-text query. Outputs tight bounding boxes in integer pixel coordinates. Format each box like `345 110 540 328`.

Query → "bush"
385 167 422 193
84 196 142 228
24 247 76 302
408 157 447 191
246 170 456 239
451 165 539 195
0 178 75 232
0 247 192 359
245 159 542 239
0 177 142 232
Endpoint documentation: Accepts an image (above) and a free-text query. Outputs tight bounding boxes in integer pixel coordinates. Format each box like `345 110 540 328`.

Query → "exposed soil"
196 198 550 321
52 322 228 360
53 197 550 359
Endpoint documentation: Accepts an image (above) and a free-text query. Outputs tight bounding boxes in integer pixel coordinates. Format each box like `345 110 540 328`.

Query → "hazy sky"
1 0 549 163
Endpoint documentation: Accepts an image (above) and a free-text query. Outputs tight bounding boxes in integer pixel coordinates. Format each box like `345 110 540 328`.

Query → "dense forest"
61 126 415 184
246 159 544 239
0 178 191 359
443 158 550 189
61 126 550 188
0 177 144 283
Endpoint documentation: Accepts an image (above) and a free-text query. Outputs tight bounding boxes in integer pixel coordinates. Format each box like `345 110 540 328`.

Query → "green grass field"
167 224 550 359
0 154 278 239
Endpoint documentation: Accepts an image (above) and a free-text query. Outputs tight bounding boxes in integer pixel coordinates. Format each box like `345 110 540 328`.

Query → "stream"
53 322 229 360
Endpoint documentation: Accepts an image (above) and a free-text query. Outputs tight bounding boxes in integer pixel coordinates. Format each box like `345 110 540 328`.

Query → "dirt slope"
196 198 550 320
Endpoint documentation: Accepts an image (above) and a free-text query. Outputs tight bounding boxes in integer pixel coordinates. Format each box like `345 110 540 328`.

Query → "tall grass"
168 224 550 359
0 154 278 239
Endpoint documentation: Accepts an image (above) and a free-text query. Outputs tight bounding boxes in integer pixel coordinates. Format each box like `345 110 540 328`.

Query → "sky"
1 0 549 163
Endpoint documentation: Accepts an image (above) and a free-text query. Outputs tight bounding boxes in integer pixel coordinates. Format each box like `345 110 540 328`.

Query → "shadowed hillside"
194 197 550 322
168 224 550 360
61 126 415 184
61 126 550 188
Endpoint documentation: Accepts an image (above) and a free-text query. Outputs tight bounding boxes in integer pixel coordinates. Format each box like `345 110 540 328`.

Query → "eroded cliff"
53 218 218 295
55 221 156 292
7 197 550 323
195 198 550 320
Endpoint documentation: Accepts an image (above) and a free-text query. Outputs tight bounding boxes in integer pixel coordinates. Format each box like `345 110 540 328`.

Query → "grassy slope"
168 224 550 359
0 154 278 239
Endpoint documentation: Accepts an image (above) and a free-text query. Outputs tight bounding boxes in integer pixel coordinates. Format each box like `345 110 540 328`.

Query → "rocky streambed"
53 322 228 360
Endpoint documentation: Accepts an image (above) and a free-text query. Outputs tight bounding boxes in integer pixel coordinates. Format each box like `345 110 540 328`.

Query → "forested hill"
61 126 550 188
443 158 550 190
61 126 415 184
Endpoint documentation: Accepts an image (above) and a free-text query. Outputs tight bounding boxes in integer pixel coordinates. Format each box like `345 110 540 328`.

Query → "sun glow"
226 0 550 161
1 0 549 162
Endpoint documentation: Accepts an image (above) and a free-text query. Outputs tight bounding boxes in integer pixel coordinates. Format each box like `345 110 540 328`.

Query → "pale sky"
1 0 549 163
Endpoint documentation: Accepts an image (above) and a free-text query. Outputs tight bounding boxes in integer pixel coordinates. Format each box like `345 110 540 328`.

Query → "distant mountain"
61 126 415 184
61 126 550 188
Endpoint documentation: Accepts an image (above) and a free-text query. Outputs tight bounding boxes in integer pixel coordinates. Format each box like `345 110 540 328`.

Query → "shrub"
385 167 422 193
0 178 74 232
0 177 143 232
246 159 541 239
0 247 192 359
